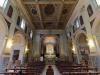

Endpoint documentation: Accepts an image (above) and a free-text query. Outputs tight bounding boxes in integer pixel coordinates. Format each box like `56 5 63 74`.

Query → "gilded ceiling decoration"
21 0 79 29
44 4 55 16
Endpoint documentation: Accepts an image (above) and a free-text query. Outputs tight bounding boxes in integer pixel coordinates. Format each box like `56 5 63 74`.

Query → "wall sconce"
6 39 13 49
25 46 29 53
87 38 96 53
88 39 95 48
72 45 76 54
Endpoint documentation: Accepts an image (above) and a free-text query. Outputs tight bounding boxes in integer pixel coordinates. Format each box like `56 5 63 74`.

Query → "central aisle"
41 65 61 75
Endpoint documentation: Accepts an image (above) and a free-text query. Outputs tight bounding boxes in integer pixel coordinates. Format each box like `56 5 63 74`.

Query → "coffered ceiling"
21 0 78 30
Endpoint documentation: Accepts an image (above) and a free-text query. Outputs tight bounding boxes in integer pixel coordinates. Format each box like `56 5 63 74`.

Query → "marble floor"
41 65 61 75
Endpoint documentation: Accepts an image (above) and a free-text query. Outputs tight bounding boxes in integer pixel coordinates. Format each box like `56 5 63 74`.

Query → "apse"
44 36 56 58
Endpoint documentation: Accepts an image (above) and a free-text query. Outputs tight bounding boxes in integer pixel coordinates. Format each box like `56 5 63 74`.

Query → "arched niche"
40 34 60 58
77 33 87 45
75 32 90 64
11 31 26 63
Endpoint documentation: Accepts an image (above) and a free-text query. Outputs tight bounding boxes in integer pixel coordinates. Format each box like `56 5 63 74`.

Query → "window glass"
0 0 8 8
76 20 80 28
67 33 70 37
87 5 93 17
21 19 25 30
30 30 33 38
0 0 6 7
7 5 13 18
96 0 100 6
75 18 80 28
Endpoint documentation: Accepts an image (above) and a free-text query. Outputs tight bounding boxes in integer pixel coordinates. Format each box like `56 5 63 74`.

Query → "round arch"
75 30 87 42
40 34 60 58
11 31 26 63
13 32 25 45
75 31 90 64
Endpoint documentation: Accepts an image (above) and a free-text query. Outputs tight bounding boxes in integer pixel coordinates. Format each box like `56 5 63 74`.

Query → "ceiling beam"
56 3 63 28
35 0 44 29
36 5 44 29
56 0 65 28
23 1 76 5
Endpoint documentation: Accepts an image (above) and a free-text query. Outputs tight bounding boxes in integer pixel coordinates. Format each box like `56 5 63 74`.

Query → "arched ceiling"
21 0 78 30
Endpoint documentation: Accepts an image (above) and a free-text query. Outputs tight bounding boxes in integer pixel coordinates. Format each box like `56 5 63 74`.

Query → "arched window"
75 18 80 28
30 30 33 39
80 16 84 25
17 16 21 26
21 19 26 30
7 5 13 18
87 5 93 17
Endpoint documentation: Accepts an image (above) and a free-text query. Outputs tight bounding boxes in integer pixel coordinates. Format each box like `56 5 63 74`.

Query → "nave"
0 0 100 75
0 60 100 75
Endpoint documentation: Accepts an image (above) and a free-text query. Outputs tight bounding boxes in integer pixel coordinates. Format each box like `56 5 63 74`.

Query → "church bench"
62 71 100 75
5 68 41 73
0 72 40 75
57 67 97 73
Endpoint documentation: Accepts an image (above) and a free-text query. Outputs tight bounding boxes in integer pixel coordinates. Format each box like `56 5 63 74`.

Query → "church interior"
0 0 100 75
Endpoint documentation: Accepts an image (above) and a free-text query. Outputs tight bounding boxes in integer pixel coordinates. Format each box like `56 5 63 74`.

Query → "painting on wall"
12 50 20 62
79 46 90 65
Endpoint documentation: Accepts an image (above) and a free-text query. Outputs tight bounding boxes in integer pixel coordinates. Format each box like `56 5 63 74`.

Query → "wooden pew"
62 71 100 75
0 72 39 75
5 61 45 75
55 60 98 75
5 66 44 75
